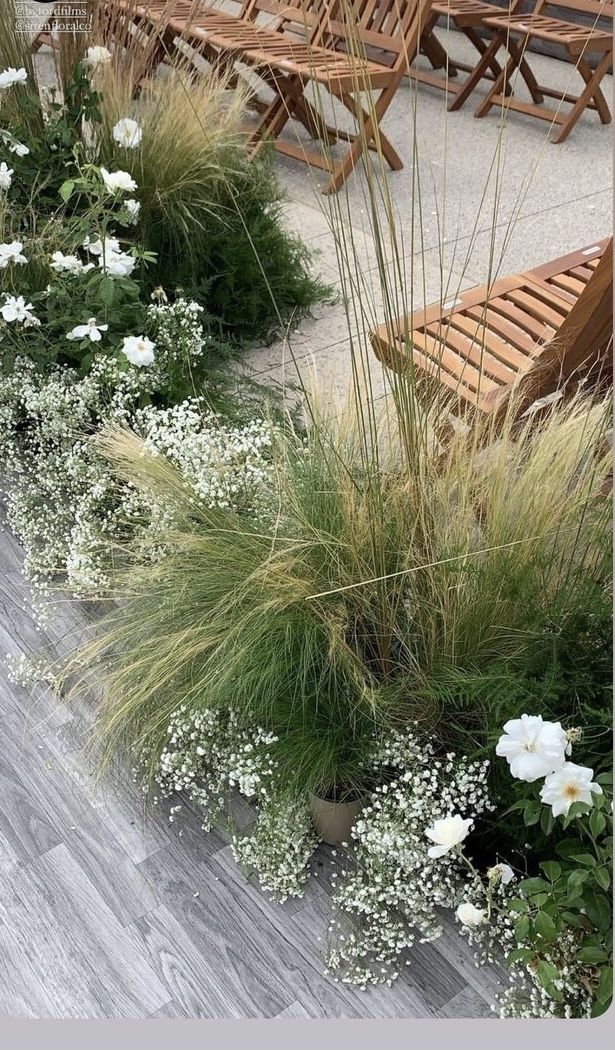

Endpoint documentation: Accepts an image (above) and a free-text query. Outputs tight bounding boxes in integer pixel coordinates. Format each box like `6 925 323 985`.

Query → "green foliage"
70 389 612 804
506 776 613 1017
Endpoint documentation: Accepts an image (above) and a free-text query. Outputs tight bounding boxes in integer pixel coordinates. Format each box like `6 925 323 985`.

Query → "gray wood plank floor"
0 519 505 1018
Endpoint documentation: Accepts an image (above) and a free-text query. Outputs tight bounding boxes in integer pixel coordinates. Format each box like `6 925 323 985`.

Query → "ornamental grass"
67 383 612 798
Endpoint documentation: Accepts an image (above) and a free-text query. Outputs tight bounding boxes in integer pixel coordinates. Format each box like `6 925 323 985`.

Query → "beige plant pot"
309 793 364 847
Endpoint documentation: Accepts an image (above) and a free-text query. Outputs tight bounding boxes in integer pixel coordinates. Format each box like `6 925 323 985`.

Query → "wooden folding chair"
155 0 433 193
411 0 524 110
473 0 613 142
370 239 613 420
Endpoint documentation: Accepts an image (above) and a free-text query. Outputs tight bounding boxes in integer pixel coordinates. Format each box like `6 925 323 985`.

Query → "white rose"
425 814 473 858
112 118 142 149
84 46 112 67
99 250 136 278
0 161 13 191
456 902 486 927
121 335 155 366
0 68 28 91
100 167 138 194
540 763 603 817
496 714 568 782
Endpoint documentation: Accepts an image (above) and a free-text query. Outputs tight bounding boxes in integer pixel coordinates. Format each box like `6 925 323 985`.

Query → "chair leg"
421 27 460 76
514 41 544 105
323 79 402 194
450 33 503 113
475 35 520 118
552 50 613 143
339 84 403 172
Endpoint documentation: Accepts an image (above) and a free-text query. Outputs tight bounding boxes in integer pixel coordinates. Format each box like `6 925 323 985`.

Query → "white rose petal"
99 250 135 278
84 46 112 67
456 902 486 928
66 318 109 343
50 251 94 275
0 240 27 268
0 67 28 91
112 118 142 149
83 234 121 256
488 862 515 885
1 294 35 323
100 167 138 194
496 714 568 782
540 763 603 817
122 335 155 367
0 161 13 191
425 813 473 858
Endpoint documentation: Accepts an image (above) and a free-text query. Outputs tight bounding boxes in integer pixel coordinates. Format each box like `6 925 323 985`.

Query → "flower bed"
1 34 612 1023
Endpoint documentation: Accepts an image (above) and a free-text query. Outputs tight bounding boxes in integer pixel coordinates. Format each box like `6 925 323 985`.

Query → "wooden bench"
370 239 613 419
474 0 613 141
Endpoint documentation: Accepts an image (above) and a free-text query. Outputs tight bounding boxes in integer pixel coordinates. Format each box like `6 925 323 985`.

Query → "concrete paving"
240 29 613 403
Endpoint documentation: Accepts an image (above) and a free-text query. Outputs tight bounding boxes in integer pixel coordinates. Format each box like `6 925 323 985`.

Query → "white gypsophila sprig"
326 727 492 986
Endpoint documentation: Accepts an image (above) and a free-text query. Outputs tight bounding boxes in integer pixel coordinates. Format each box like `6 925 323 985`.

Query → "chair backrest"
499 238 613 415
535 0 613 22
550 236 613 379
240 0 341 44
324 0 435 71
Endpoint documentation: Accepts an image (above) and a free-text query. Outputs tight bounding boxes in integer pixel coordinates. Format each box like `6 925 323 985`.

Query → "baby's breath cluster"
147 703 318 901
231 798 319 902
326 729 491 987
0 355 273 600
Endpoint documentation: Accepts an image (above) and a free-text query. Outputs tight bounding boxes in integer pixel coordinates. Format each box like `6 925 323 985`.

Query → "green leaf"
567 869 589 901
537 960 560 985
596 966 613 1006
506 948 535 964
519 877 552 896
99 278 116 308
508 898 529 913
540 807 555 836
523 801 541 826
556 838 586 859
583 892 612 934
577 946 608 964
594 867 611 891
590 810 607 838
59 179 75 203
540 861 561 882
571 853 597 868
515 915 530 941
534 910 558 942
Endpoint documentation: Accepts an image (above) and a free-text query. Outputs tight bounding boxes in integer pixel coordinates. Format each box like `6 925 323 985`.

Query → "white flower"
123 199 140 225
100 167 137 194
50 251 94 275
99 250 135 278
112 118 142 149
0 131 30 156
487 862 515 885
1 295 35 323
0 240 27 268
425 813 473 858
496 715 567 782
0 67 28 91
66 318 108 343
0 161 13 191
84 46 112 67
122 335 155 366
9 139 29 157
540 763 603 817
456 902 486 927
83 234 122 256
